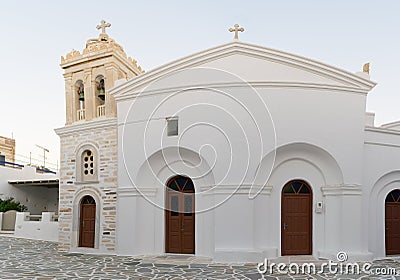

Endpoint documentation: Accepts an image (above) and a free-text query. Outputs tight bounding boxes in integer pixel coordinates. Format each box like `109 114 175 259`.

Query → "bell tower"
55 21 144 253
61 20 143 124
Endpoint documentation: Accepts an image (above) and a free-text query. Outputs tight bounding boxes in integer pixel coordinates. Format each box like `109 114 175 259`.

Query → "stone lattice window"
76 144 99 183
78 148 98 182
82 150 94 177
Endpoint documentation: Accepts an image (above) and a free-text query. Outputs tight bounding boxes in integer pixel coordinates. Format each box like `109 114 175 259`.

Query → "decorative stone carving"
61 49 81 62
61 21 144 73
363 63 370 74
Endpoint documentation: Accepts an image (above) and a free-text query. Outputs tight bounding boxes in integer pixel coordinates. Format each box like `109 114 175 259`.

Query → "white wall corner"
365 112 375 127
114 78 128 88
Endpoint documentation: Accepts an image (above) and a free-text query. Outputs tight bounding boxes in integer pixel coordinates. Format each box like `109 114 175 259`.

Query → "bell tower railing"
77 109 86 121
97 105 106 117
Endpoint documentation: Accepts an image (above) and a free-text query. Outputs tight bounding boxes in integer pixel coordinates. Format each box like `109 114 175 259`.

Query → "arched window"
76 145 98 182
75 80 85 121
283 180 311 194
385 189 400 203
95 75 105 102
81 195 96 204
75 80 85 109
95 75 105 117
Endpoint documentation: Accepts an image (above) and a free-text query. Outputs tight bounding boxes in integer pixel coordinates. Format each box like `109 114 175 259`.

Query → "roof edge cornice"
109 41 377 98
55 118 117 136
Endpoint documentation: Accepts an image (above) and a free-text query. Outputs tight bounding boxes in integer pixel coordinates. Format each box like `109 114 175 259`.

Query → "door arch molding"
72 187 101 249
79 195 96 248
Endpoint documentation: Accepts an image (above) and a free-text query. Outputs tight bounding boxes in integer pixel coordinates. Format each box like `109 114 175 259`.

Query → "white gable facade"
109 40 400 263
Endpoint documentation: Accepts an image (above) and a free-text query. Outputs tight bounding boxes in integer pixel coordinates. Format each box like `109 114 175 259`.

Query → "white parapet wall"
14 212 58 242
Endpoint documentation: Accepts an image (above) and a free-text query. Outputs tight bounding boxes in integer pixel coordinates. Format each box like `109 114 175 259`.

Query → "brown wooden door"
281 180 312 255
166 176 195 254
79 196 96 248
385 189 400 255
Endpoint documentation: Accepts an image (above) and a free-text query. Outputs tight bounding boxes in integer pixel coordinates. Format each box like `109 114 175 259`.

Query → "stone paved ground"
0 236 399 279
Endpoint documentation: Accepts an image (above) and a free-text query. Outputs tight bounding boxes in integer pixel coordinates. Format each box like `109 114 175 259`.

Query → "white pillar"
15 212 30 230
42 212 55 222
320 185 372 261
253 186 276 258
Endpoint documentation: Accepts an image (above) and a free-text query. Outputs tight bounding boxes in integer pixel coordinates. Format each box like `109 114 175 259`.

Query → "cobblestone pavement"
0 236 399 279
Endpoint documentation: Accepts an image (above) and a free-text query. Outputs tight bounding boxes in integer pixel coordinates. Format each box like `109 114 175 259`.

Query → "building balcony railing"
97 105 105 117
77 109 86 121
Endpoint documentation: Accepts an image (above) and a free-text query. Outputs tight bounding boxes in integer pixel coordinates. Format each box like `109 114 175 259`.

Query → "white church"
56 21 400 262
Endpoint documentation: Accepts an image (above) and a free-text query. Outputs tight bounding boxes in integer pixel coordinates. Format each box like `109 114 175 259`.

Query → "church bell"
98 88 105 100
98 79 105 100
79 91 84 101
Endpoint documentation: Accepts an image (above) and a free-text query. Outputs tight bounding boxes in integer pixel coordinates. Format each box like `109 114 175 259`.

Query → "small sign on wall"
315 201 323 213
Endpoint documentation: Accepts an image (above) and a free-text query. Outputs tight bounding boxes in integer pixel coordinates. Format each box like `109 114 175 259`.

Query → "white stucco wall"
115 86 370 261
111 41 400 262
14 212 58 242
363 128 400 259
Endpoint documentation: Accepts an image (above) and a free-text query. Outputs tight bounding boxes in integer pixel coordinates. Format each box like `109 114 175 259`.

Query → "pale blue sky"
0 1 399 168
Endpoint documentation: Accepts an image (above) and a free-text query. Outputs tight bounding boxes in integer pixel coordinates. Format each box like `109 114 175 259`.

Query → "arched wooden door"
79 195 96 248
385 189 400 255
165 176 195 254
281 180 312 255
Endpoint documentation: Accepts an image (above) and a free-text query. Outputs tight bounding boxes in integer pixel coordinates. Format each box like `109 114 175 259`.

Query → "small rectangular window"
167 117 178 136
0 155 5 166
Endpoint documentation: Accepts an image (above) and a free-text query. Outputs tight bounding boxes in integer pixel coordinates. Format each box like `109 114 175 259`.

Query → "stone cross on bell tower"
97 20 111 40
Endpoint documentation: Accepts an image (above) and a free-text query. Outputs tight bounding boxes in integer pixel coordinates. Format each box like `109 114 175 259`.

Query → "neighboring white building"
0 137 58 235
57 22 400 262
0 163 58 215
0 136 58 216
0 163 58 234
